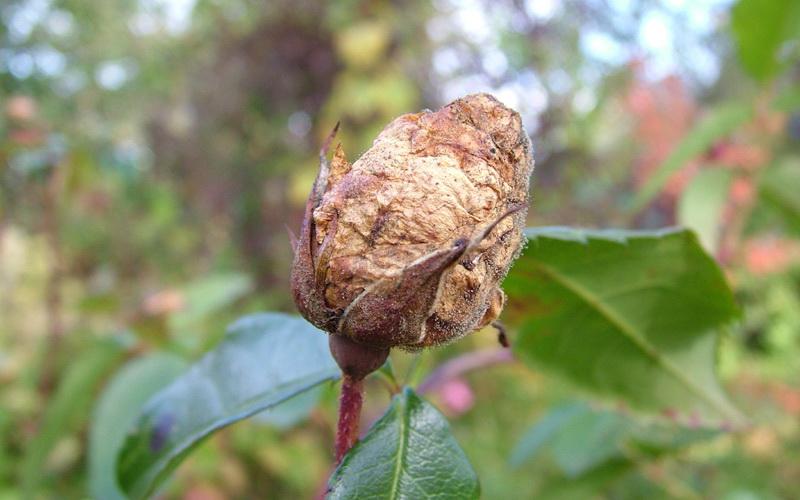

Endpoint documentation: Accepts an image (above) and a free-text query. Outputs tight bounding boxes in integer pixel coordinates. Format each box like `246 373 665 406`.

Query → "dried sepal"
337 238 469 348
289 123 342 332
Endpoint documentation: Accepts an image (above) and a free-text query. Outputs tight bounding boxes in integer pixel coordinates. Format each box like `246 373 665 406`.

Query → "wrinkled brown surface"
309 93 534 348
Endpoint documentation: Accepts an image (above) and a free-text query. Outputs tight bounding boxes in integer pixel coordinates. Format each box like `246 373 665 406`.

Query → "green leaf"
550 407 628 477
760 159 800 230
511 401 720 479
89 353 188 500
772 86 800 112
511 403 626 477
328 387 479 500
731 0 800 81
627 423 719 457
677 168 733 253
251 385 325 430
21 338 126 495
506 227 743 427
116 313 339 499
631 103 752 211
510 402 586 467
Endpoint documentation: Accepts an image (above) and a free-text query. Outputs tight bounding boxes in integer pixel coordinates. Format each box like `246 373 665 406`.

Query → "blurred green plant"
114 226 741 498
1 0 799 498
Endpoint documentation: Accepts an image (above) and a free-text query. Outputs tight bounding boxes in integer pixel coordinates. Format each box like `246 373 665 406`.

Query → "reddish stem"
334 374 364 463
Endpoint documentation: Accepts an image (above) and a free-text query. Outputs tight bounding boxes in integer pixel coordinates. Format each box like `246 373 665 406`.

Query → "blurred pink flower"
183 484 226 500
744 237 800 276
9 128 45 146
437 378 475 416
729 177 755 206
624 72 697 201
5 95 37 122
711 142 768 171
143 289 185 316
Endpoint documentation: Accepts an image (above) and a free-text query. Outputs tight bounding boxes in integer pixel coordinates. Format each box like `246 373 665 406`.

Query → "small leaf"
631 103 752 211
328 387 479 500
116 313 339 499
510 402 586 467
21 338 125 495
731 0 800 81
89 353 187 500
506 227 743 427
677 168 732 253
550 408 628 477
511 403 628 477
512 401 720 479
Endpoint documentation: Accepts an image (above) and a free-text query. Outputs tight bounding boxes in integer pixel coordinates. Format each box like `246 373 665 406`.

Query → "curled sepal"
290 123 342 332
338 239 470 349
337 204 525 349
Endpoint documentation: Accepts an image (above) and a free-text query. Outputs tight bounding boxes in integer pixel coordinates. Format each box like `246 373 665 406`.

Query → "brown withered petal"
291 93 534 350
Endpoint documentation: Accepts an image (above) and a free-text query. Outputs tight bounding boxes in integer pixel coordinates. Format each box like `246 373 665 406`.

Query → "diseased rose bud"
291 93 534 357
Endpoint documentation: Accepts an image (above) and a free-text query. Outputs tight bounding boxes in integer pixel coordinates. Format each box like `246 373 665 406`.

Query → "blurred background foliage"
1 0 799 498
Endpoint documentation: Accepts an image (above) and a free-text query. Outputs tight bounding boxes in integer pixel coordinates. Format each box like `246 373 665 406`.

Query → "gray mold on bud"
291 93 534 351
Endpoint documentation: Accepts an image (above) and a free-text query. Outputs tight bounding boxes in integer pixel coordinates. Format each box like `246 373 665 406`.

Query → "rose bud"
291 93 534 370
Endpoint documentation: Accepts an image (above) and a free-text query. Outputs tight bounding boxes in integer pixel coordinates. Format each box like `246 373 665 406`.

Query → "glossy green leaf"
89 353 188 500
506 227 743 427
731 0 800 80
678 168 732 253
116 313 339 499
631 103 751 211
328 387 479 500
21 338 126 495
251 385 325 430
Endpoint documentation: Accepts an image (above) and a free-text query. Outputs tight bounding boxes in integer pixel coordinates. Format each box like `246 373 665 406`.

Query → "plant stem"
334 374 364 464
39 173 65 394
